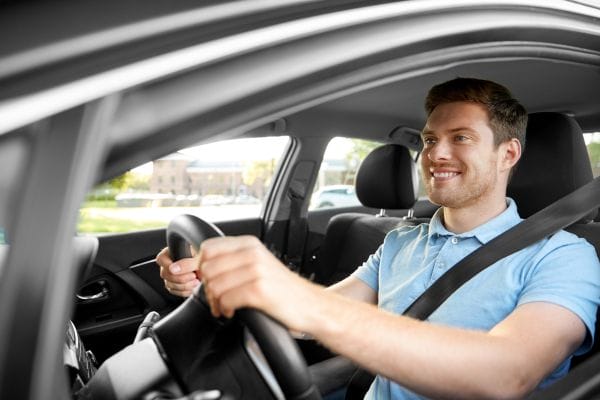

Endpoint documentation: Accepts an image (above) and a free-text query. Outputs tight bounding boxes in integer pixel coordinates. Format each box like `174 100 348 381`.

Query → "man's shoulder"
384 222 429 245
528 228 600 267
547 228 597 250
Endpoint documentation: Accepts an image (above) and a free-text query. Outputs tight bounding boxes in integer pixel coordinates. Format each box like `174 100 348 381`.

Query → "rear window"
310 137 382 210
585 132 600 177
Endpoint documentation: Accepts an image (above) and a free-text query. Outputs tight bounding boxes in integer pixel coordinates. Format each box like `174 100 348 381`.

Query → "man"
157 78 600 399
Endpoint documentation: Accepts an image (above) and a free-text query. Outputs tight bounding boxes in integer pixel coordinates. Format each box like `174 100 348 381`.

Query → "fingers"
208 279 263 318
203 261 263 317
164 278 201 297
200 236 289 318
198 235 319 333
156 246 201 297
155 247 172 268
199 236 268 316
199 235 262 261
159 258 199 280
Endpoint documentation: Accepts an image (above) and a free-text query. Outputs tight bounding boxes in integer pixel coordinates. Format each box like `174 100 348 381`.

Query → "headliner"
306 58 600 138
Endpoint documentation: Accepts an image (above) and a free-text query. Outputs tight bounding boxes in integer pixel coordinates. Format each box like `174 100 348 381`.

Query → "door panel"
74 218 263 363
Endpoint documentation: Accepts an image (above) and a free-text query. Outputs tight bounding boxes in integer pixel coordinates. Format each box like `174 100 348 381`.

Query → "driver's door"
73 136 290 363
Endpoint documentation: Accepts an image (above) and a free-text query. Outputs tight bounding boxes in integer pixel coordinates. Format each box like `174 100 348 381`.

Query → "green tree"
242 159 277 196
587 142 600 176
343 139 380 184
108 173 128 191
108 171 150 191
349 139 381 161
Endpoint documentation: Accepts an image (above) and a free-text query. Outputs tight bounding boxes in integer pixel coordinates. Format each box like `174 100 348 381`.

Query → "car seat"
311 144 428 286
341 112 600 398
507 112 600 369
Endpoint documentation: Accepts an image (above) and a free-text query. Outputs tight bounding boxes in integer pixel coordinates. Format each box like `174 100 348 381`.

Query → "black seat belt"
343 176 600 399
404 175 600 319
285 184 308 272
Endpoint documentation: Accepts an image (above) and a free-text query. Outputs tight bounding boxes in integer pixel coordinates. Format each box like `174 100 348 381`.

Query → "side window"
309 137 382 210
78 136 289 234
585 132 600 177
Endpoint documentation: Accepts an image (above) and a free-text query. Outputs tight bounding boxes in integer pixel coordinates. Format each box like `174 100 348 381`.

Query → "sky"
132 136 355 175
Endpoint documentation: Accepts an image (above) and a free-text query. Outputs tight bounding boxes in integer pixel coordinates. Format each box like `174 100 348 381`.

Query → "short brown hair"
425 77 528 149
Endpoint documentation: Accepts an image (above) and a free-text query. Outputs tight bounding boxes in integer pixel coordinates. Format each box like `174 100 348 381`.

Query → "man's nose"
427 139 451 161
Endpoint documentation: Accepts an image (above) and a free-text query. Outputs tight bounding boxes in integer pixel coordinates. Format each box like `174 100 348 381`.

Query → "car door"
73 136 292 363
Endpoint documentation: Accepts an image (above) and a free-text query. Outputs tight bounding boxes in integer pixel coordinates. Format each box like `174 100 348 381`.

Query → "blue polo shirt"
352 198 600 399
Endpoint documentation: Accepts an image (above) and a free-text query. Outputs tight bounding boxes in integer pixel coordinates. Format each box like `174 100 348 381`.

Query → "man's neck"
441 196 508 234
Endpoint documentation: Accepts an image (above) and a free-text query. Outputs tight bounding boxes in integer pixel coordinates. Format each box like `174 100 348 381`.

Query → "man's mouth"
431 171 461 180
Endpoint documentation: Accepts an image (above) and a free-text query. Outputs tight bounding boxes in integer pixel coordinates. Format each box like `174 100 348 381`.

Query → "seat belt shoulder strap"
403 177 600 320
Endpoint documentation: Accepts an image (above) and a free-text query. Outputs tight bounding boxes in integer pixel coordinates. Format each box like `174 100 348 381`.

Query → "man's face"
420 101 505 209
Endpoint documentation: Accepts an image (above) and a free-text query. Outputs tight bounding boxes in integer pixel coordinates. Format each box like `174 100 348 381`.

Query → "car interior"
2 1 600 399
55 60 600 400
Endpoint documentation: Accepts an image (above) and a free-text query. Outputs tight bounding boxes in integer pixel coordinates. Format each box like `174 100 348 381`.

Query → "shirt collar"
428 198 522 244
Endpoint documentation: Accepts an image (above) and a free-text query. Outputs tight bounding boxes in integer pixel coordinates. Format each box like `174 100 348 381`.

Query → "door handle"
77 280 110 304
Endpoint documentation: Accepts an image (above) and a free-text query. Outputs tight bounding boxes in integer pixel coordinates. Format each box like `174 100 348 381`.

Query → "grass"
77 216 166 233
82 200 117 208
78 206 166 233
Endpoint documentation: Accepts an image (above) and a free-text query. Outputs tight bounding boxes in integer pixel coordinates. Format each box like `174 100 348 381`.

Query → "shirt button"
451 237 459 244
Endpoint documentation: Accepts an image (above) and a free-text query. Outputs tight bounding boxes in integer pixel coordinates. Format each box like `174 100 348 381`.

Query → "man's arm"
327 276 377 304
199 235 586 399
302 294 585 399
156 245 378 303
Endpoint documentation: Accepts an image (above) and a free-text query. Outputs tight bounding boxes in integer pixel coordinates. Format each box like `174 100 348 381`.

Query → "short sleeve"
352 243 383 292
518 234 600 355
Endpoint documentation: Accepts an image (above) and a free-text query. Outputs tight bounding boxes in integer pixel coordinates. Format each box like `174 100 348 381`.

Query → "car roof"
1 1 600 179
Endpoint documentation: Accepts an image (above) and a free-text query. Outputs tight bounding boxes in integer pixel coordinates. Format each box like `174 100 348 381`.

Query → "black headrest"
355 144 418 209
507 112 596 220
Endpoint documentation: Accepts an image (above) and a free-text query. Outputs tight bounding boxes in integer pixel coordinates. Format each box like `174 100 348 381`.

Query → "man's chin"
426 192 463 209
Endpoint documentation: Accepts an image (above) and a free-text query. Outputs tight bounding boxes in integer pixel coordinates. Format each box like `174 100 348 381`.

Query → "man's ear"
500 138 522 171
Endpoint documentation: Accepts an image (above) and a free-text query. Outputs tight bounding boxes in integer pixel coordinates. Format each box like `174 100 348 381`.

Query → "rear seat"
311 144 427 286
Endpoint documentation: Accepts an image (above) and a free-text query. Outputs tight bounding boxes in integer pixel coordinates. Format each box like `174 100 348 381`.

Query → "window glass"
310 137 382 210
78 136 289 234
584 132 600 177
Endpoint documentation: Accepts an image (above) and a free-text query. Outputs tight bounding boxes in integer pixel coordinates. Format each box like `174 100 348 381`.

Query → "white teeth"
433 172 459 178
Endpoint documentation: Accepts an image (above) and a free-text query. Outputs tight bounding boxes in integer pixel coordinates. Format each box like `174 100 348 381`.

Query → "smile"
432 171 460 180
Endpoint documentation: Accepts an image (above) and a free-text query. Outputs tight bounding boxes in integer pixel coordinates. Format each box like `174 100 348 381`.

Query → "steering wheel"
153 214 321 400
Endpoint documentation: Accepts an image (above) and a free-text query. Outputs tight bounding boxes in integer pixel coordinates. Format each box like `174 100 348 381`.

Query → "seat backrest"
508 112 600 369
312 144 425 286
508 112 596 221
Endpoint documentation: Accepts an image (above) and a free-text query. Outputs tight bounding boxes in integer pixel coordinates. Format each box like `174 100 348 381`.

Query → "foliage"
87 172 151 201
349 139 381 161
109 171 150 191
587 142 600 173
341 139 381 184
242 159 277 187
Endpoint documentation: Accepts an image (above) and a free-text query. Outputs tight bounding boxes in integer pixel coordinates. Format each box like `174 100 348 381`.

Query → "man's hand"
155 247 201 297
199 235 321 332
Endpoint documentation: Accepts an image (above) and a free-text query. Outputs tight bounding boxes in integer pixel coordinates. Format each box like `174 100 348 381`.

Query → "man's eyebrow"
448 126 477 133
421 127 477 136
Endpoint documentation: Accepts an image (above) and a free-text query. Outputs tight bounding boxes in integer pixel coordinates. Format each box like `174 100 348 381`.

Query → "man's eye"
423 137 436 145
455 135 468 142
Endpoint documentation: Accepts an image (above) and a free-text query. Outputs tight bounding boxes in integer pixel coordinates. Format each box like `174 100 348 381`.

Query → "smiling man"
157 78 600 399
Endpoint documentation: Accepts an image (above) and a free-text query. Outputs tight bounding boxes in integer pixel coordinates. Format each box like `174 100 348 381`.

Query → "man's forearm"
300 290 566 400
